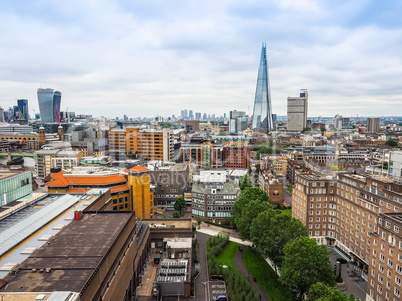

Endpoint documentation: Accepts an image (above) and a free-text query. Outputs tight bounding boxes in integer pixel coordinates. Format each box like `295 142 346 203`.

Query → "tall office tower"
252 43 274 132
17 99 29 120
287 89 308 132
181 109 188 119
189 110 194 120
0 107 4 122
53 91 62 122
333 114 343 130
367 117 380 133
229 110 247 134
272 114 277 130
37 88 62 123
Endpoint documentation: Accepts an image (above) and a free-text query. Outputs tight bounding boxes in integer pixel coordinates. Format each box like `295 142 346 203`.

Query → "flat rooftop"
143 219 192 229
0 212 133 293
0 171 21 181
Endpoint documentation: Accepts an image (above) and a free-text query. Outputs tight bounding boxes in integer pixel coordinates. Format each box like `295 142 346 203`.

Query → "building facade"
292 171 402 301
191 171 239 223
180 142 223 168
367 118 380 133
0 171 32 207
287 89 308 132
127 166 155 218
109 127 174 161
37 88 62 123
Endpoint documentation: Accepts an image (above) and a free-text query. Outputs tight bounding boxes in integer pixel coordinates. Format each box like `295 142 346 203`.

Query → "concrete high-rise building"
367 117 380 133
333 114 343 130
37 88 62 123
252 43 274 132
109 127 174 162
17 99 29 120
189 110 194 120
229 110 248 134
0 107 4 122
287 89 308 132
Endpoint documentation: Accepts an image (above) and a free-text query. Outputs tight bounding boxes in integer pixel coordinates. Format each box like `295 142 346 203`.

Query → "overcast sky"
1 0 402 118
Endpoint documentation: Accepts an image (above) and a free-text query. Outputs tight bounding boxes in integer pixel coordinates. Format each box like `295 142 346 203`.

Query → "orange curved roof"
110 185 130 193
46 173 127 187
126 166 149 173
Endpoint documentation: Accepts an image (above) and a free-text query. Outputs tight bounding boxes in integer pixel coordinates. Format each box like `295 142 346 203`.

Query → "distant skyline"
0 0 402 118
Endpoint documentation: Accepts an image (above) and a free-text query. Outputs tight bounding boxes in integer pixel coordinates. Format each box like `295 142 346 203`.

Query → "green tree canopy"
174 196 186 216
301 127 311 133
280 237 335 299
239 173 253 190
232 187 269 226
172 211 181 218
386 138 398 147
307 282 359 301
236 199 271 240
250 210 308 272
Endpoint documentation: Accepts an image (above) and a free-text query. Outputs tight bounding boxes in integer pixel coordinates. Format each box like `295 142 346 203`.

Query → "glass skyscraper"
53 91 62 122
17 99 29 120
37 88 62 123
252 43 273 132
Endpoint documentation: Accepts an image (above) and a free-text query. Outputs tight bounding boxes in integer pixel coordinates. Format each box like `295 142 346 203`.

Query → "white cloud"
0 0 401 118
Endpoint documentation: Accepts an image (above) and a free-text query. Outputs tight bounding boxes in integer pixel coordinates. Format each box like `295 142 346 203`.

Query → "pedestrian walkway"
197 228 252 246
234 245 269 301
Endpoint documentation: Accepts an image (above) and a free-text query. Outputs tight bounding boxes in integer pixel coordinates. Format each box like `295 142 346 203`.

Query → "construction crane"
356 114 363 134
56 104 60 123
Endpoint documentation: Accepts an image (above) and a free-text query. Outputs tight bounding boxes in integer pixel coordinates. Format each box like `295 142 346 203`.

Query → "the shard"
252 43 273 132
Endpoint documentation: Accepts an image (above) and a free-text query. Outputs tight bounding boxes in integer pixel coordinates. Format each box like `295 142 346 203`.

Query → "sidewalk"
233 245 269 301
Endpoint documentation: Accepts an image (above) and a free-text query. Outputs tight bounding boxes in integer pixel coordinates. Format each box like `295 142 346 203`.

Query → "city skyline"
0 1 402 118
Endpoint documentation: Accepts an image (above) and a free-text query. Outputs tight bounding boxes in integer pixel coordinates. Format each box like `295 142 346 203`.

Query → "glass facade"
53 91 62 122
37 88 62 123
17 99 29 120
252 43 273 132
0 172 32 206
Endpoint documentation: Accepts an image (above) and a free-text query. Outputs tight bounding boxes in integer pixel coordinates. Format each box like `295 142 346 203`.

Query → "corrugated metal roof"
47 291 78 301
0 194 80 257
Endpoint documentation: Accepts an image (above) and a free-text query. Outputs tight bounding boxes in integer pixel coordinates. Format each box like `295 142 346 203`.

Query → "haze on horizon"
0 0 402 118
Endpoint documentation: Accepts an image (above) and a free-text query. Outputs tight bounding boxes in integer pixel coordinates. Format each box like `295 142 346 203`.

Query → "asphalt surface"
283 189 292 206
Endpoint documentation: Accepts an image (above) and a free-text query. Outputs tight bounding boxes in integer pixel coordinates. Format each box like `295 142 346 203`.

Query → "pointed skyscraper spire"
252 43 273 132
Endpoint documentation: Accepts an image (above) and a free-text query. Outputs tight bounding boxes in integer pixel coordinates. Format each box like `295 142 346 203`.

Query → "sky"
0 0 402 118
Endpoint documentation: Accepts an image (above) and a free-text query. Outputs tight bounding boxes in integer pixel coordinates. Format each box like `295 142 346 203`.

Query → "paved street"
328 247 367 300
283 189 292 206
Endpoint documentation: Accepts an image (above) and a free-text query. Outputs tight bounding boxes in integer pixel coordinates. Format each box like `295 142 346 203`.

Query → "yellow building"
272 158 288 176
127 166 154 219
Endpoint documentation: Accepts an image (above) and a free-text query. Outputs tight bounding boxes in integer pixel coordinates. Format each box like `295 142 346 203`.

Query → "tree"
268 139 274 147
239 174 253 190
195 215 203 229
173 211 181 218
250 210 308 273
236 199 271 240
174 197 186 216
232 187 269 227
280 237 335 299
307 282 359 301
301 127 311 133
386 138 398 147
275 149 281 154
320 127 326 132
